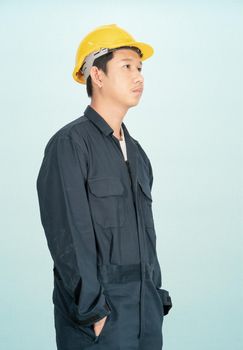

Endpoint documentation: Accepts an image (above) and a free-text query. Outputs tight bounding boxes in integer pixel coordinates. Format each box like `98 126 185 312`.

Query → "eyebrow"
119 58 143 66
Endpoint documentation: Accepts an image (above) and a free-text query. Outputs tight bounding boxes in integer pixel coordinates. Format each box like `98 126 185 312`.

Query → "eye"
123 64 142 72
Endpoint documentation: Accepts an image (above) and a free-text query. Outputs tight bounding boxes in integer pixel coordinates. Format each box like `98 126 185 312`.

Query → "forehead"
112 49 142 65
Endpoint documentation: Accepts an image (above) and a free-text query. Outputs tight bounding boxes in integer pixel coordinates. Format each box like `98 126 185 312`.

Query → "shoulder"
43 115 89 156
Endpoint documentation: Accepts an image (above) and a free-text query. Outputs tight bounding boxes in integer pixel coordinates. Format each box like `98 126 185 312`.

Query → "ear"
90 66 103 88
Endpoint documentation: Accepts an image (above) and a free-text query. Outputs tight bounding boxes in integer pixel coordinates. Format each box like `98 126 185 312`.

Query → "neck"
90 100 128 139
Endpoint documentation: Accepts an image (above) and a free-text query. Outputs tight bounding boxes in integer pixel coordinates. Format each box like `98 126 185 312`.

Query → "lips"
132 88 143 93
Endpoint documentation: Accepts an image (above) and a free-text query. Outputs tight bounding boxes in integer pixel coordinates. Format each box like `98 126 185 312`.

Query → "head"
84 46 144 109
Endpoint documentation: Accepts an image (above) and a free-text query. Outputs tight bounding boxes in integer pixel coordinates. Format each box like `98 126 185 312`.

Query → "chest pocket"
137 175 155 228
87 177 125 228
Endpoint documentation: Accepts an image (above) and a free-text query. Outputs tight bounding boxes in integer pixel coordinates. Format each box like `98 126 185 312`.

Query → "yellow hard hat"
72 23 154 84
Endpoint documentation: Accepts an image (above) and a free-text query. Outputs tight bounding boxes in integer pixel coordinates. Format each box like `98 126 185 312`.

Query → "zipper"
127 160 145 338
111 134 145 338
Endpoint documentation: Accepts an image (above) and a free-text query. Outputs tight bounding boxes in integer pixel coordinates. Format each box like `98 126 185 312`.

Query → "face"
93 48 144 109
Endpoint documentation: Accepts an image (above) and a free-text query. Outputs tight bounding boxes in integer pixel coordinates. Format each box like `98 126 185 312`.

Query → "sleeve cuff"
73 298 112 327
157 288 173 316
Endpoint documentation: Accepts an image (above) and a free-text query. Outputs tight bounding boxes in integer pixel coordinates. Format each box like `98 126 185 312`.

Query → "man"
36 23 172 350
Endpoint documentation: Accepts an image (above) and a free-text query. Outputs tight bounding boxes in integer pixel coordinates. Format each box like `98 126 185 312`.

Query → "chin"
121 97 141 109
131 100 140 107
128 98 141 108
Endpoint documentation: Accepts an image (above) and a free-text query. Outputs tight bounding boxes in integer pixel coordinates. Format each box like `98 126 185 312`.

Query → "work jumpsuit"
36 104 172 350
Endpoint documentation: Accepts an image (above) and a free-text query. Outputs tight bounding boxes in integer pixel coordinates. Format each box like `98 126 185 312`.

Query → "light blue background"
1 1 242 349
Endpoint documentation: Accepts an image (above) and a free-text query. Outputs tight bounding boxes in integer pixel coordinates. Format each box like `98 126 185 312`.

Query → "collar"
83 104 130 139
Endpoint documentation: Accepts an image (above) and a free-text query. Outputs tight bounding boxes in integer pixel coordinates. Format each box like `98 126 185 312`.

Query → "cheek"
111 79 128 96
106 73 130 98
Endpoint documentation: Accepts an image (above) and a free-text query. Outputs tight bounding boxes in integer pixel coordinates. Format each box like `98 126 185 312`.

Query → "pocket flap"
88 177 124 197
137 177 152 201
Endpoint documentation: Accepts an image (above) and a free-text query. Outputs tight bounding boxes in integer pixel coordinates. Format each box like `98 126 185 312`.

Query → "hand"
93 315 107 337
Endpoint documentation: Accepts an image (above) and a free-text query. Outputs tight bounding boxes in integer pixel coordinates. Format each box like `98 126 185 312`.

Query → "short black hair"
83 46 143 98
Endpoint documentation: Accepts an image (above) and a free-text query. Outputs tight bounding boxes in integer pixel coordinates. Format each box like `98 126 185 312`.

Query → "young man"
36 24 172 350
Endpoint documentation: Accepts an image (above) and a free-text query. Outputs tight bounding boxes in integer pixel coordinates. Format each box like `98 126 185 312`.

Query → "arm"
147 156 163 289
148 155 173 315
36 134 111 326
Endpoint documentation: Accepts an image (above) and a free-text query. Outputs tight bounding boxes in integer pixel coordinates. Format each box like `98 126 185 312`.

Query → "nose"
133 70 144 85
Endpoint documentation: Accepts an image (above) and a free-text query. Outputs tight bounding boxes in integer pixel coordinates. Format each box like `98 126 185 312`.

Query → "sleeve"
147 156 163 289
148 156 173 315
36 134 112 326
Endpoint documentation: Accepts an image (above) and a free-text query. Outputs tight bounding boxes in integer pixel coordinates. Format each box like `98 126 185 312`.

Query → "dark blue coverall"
36 105 172 350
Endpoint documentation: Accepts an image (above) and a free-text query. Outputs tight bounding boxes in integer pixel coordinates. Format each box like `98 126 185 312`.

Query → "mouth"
131 88 143 94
